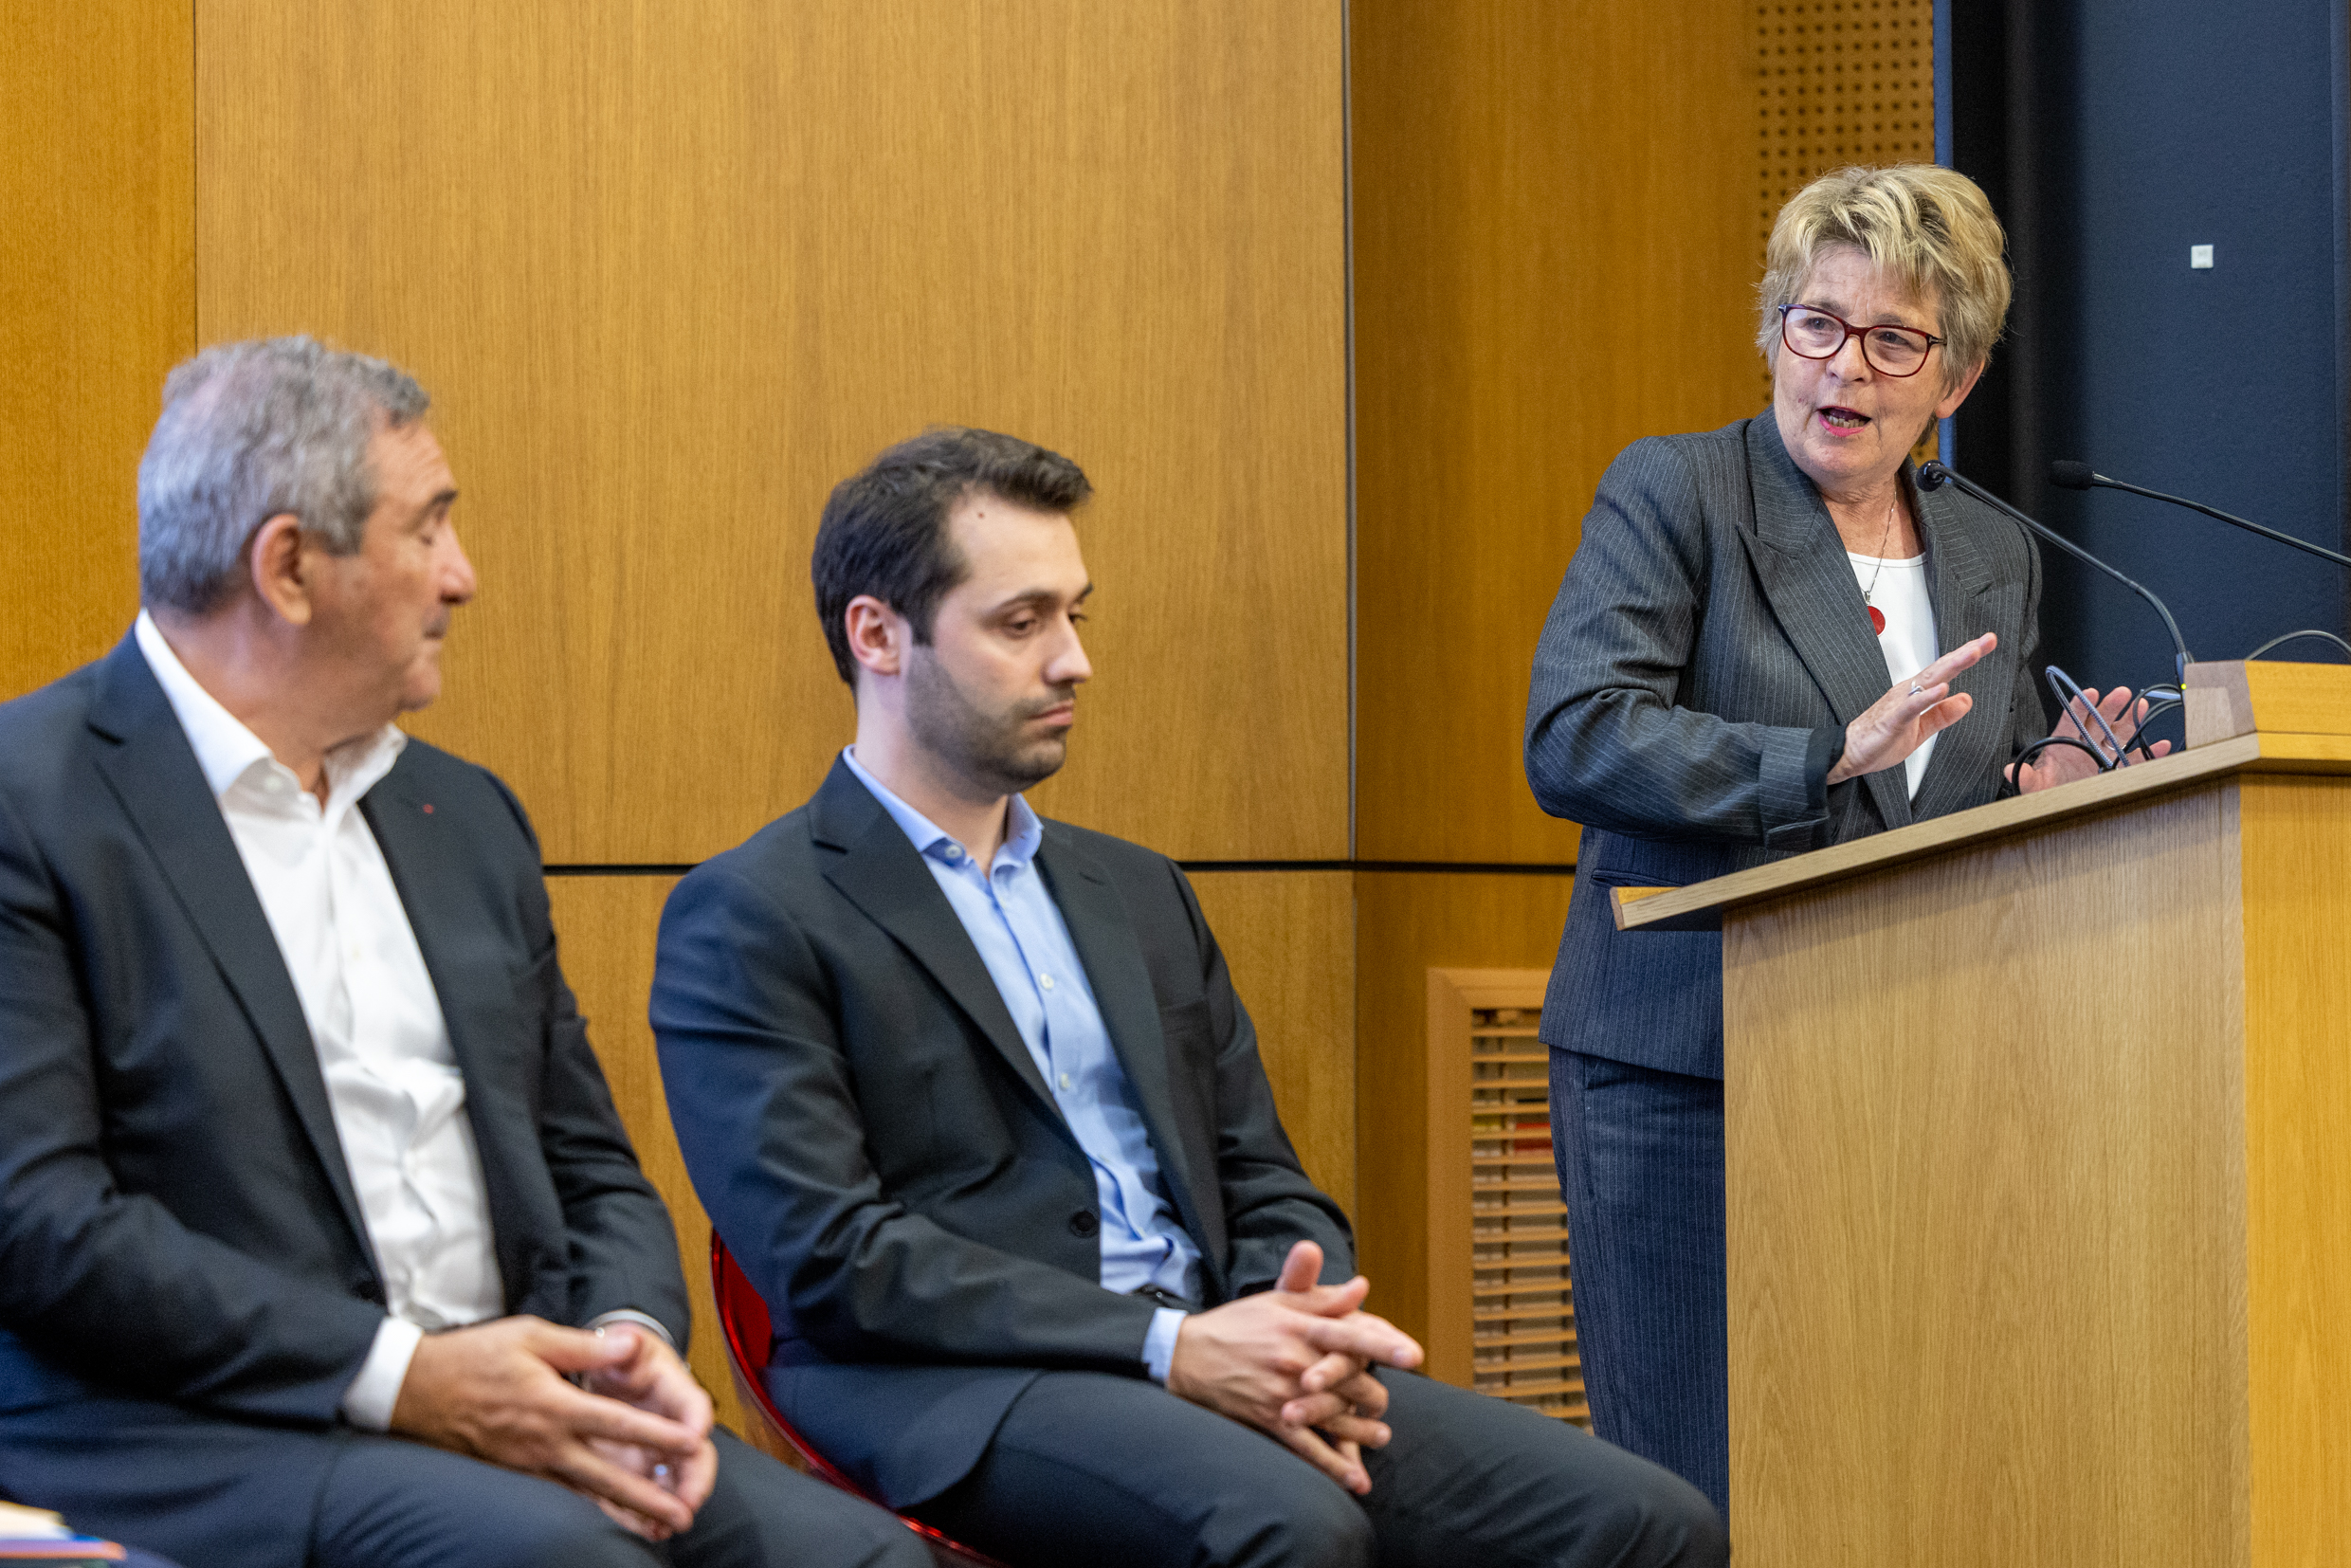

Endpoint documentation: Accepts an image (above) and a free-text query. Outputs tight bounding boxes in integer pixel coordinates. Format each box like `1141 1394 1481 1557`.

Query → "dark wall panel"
1949 0 2349 715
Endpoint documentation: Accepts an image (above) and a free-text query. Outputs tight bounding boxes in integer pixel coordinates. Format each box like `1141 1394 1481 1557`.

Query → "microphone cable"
1996 628 2351 794
1996 666 2178 797
1923 462 2351 794
2244 629 2351 662
2001 733 2113 793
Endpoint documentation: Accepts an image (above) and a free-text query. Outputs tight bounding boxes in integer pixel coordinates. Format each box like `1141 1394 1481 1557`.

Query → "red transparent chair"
710 1232 1012 1568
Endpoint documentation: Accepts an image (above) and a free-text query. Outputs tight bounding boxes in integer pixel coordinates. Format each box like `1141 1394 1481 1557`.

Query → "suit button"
1068 1211 1100 1239
355 1279 385 1304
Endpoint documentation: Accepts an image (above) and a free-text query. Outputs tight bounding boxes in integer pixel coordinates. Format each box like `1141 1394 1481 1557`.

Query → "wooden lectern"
1613 661 2351 1568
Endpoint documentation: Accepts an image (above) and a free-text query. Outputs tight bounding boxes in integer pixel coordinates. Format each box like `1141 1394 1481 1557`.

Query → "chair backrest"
709 1232 867 1497
708 1232 1017 1568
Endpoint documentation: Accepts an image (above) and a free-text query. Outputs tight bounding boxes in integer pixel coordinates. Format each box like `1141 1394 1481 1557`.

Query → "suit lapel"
360 761 481 1073
1034 830 1213 1270
1740 418 1913 830
811 764 1059 1114
360 759 537 1304
82 638 377 1270
1909 474 1998 818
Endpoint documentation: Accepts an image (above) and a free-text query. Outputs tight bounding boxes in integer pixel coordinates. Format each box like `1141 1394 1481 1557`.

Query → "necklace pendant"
1867 604 1886 635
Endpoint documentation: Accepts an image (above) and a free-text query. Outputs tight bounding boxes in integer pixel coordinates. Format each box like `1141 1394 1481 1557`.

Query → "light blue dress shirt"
841 748 1199 1381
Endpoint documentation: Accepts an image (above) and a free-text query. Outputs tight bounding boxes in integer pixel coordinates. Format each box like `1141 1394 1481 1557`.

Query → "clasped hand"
1165 1240 1423 1496
390 1316 718 1541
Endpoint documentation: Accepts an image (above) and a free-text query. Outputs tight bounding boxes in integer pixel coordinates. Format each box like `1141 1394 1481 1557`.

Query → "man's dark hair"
812 426 1092 685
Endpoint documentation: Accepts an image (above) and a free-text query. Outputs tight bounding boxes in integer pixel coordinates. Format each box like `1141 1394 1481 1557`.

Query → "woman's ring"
1909 684 1924 697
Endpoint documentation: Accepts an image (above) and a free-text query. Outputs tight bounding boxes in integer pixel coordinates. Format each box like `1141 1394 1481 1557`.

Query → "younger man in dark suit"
0 338 924 1568
651 428 1729 1568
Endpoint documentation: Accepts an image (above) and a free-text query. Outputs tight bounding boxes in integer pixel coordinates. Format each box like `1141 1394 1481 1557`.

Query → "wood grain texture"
544 874 749 1438
1186 871 1357 1218
2239 775 2351 1566
1722 786 2248 1567
1617 732 2271 931
2182 659 2351 746
1351 0 1759 864
1419 969 1478 1388
0 0 191 699
1354 872 1575 1344
1422 967 1550 1392
194 0 1347 865
1755 0 1937 419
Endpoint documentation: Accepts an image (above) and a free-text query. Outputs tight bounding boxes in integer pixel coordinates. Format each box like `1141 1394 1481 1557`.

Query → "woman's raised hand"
1827 632 1996 786
2005 685 2173 793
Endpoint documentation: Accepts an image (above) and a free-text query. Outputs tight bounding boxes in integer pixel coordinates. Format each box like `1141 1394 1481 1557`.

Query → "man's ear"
843 594 905 681
247 514 317 628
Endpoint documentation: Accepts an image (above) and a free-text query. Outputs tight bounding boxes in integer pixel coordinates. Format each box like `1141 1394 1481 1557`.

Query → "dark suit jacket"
651 759 1351 1509
1524 415 2049 1080
0 636 683 1543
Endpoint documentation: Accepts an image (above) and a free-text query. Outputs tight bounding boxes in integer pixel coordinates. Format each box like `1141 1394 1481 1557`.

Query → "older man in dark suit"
0 337 923 1568
651 427 1727 1568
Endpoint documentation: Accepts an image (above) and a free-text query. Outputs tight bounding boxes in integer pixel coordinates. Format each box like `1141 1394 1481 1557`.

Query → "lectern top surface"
1613 729 2351 933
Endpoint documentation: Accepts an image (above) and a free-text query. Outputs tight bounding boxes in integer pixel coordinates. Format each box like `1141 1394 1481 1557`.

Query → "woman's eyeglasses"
1778 304 1945 377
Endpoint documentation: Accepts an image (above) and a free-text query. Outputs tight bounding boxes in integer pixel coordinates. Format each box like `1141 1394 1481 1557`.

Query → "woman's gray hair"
1756 164 2013 392
137 337 430 615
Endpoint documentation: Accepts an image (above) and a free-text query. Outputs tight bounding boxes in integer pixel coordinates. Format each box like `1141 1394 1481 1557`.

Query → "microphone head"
1915 461 1952 490
2049 460 2098 490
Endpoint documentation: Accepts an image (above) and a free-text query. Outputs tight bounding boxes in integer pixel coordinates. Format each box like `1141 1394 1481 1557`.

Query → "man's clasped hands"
384 1236 1420 1536
1165 1241 1425 1496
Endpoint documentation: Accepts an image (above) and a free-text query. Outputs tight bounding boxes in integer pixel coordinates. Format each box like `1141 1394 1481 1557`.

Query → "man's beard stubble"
903 647 1073 797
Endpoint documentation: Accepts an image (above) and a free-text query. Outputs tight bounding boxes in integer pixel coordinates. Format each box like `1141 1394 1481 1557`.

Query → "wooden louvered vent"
1424 969 1587 1427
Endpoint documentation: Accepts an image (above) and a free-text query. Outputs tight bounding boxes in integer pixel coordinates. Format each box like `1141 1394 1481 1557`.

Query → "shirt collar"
135 608 407 808
840 746 1041 871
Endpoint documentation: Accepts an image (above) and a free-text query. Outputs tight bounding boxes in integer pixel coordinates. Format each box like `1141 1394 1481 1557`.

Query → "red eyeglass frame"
1777 303 1946 377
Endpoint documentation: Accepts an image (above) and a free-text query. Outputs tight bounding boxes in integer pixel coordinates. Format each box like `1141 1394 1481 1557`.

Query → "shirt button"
1058 1071 1072 1089
1039 973 1056 991
942 844 962 861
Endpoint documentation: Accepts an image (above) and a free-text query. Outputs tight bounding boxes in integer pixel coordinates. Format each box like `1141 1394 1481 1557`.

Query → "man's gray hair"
137 336 430 614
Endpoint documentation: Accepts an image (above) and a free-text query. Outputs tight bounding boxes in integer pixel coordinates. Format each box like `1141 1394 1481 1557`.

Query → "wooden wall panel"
0 0 191 700
1188 871 1357 1216
1756 0 1937 411
2241 776 2351 1563
1722 787 2243 1565
544 874 749 1437
1759 0 1938 245
1352 0 1759 864
193 0 1347 866
1353 871 1574 1343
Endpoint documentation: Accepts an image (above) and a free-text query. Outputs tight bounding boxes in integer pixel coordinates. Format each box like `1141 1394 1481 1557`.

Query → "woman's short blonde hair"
1757 164 2012 389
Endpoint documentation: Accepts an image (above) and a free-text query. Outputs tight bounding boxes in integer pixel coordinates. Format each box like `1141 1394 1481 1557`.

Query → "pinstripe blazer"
1524 413 2049 1080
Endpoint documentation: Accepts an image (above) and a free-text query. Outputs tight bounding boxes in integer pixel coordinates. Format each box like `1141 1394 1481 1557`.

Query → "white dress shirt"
1849 551 1941 798
135 611 501 1429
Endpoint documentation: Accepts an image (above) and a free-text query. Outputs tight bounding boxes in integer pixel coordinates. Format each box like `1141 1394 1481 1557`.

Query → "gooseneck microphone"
1917 460 2194 680
2049 460 2351 569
